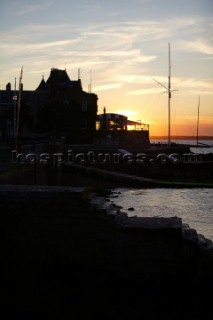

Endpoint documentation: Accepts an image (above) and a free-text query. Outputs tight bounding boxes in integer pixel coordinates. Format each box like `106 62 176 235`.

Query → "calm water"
112 188 213 242
112 139 213 241
151 139 213 155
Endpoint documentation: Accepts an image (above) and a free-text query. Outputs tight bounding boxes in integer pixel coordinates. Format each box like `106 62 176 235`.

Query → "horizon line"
150 135 213 139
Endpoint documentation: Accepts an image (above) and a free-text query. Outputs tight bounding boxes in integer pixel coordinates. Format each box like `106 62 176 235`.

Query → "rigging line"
196 96 200 146
151 77 168 90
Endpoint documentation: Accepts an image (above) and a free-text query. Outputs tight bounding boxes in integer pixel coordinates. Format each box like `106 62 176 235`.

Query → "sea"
112 139 213 242
151 138 213 154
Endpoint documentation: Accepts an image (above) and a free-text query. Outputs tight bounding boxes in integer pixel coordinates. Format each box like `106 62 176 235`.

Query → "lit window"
96 121 101 130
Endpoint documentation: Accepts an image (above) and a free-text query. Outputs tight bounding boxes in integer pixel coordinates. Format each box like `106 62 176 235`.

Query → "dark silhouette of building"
0 68 98 144
0 81 33 142
33 68 98 144
95 109 150 151
0 68 149 148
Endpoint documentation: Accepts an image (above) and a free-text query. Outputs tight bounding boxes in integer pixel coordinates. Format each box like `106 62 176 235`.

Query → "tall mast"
16 66 23 140
152 43 173 146
13 78 17 139
196 96 200 146
168 43 171 146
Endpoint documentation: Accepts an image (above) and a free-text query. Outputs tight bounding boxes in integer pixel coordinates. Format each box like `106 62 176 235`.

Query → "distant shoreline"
150 136 213 140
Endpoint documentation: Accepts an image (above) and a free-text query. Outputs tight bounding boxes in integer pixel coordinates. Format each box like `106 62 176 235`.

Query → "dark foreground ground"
3 260 213 320
1 163 213 319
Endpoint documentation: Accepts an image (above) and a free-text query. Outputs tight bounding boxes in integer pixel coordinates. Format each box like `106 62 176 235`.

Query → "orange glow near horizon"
133 119 213 137
98 88 213 138
111 109 213 137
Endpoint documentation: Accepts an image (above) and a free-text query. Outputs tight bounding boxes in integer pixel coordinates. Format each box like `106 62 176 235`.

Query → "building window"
81 100 87 112
96 121 101 130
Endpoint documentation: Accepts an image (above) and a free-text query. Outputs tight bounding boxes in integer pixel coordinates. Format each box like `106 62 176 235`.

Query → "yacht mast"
13 78 17 139
168 43 171 146
196 96 200 146
16 66 23 139
152 43 173 146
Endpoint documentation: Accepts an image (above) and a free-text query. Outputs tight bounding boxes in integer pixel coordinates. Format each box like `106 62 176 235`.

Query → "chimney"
6 82 11 91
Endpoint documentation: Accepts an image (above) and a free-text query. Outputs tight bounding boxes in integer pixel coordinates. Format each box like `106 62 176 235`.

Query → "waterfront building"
32 68 98 144
0 68 98 144
0 68 150 148
95 108 150 150
0 82 33 142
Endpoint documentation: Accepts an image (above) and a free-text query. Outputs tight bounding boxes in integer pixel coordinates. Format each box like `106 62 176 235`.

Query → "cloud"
94 83 124 91
177 39 213 55
0 16 209 61
0 14 212 97
14 1 53 16
126 87 166 95
125 75 213 96
176 77 213 88
0 21 158 62
0 39 76 58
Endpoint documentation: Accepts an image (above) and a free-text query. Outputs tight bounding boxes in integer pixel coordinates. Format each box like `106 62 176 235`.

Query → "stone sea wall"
1 185 213 285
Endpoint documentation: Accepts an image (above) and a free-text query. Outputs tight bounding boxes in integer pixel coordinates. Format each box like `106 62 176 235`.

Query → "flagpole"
16 66 23 152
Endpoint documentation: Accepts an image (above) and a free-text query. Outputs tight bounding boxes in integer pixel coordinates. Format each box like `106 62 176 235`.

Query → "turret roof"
35 78 48 92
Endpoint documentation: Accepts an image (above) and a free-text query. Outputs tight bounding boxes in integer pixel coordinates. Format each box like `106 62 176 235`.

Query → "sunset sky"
0 0 212 136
